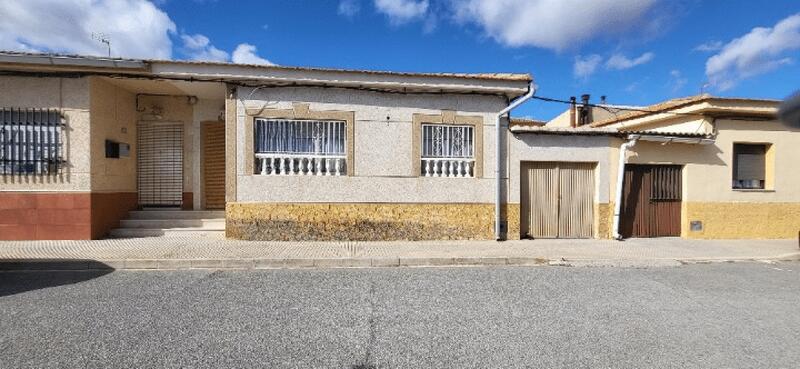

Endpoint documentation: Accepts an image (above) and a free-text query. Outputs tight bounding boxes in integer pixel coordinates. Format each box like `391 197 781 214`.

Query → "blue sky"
1 0 799 120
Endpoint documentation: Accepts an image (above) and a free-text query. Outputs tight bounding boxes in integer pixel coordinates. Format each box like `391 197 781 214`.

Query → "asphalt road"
1 263 799 369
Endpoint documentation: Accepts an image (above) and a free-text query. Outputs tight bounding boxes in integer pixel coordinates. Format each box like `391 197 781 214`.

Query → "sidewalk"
1 236 798 270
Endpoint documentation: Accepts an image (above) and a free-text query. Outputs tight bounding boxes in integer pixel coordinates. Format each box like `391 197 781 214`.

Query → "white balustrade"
421 158 475 178
256 153 346 176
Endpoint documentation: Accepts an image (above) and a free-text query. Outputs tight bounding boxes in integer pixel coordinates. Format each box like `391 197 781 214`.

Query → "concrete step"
108 228 225 239
128 210 225 220
119 219 225 229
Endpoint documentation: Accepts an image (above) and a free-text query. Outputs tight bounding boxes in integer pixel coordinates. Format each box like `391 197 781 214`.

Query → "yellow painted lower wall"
597 203 613 239
684 202 800 239
227 202 521 241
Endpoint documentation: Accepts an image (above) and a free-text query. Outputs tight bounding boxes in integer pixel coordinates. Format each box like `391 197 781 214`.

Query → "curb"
0 254 797 271
0 257 551 271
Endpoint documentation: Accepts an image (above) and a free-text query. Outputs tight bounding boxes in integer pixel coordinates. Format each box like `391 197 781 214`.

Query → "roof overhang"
0 51 531 98
626 133 715 145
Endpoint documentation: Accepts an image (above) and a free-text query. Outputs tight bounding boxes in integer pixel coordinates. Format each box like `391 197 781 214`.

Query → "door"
620 164 682 238
202 122 225 209
521 162 595 239
137 122 184 207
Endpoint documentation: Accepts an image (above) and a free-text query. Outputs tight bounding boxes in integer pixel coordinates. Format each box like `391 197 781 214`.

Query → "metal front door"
137 122 183 207
202 122 225 209
620 164 682 238
521 162 595 239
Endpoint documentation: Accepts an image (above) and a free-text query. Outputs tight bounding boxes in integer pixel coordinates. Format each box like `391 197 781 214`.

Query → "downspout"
495 82 536 241
612 135 638 240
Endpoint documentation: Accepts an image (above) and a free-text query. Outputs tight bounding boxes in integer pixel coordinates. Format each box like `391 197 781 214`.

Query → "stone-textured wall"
597 202 613 239
684 202 800 239
226 202 520 241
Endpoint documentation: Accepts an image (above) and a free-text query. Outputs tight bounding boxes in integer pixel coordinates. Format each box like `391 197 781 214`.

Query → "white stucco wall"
508 133 614 204
235 86 509 203
0 76 91 192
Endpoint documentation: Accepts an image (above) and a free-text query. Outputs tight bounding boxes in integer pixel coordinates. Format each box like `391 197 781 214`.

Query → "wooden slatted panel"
558 162 594 238
621 165 682 238
203 123 226 210
137 122 183 207
523 162 559 238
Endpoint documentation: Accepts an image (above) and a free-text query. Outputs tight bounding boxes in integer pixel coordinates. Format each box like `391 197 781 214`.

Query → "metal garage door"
137 122 183 207
521 162 595 238
620 164 682 238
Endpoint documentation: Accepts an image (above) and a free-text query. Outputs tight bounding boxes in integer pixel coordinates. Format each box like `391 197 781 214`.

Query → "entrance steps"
108 209 225 238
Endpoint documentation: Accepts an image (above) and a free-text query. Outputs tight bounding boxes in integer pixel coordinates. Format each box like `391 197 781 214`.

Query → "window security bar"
254 119 347 176
1 108 65 176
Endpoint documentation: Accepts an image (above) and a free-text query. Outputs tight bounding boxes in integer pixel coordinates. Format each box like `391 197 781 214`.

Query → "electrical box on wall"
105 140 130 158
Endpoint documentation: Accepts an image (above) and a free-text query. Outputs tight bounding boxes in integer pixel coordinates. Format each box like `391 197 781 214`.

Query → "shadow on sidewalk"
0 259 114 297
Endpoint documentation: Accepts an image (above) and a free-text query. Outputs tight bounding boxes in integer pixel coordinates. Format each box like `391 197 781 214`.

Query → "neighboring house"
1 52 796 241
511 94 799 240
0 51 531 240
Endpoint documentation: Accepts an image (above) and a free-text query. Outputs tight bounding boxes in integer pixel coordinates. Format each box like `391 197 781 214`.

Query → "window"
732 143 768 189
254 119 346 175
421 124 475 177
1 108 63 175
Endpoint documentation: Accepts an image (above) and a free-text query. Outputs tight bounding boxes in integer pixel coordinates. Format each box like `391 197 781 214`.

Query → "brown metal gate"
620 164 682 238
137 122 184 207
521 162 595 239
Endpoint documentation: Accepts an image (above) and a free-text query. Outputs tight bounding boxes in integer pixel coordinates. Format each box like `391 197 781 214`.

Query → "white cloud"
694 40 723 52
338 0 361 18
180 33 228 62
374 0 429 24
0 0 175 59
706 13 800 91
605 52 654 70
231 43 273 65
669 69 688 93
573 54 602 78
452 0 658 51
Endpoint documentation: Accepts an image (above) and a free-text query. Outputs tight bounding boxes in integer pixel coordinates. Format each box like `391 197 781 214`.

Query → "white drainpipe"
495 82 536 241
612 136 638 240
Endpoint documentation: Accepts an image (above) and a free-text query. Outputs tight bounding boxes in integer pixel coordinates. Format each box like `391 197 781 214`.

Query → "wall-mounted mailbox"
105 140 130 158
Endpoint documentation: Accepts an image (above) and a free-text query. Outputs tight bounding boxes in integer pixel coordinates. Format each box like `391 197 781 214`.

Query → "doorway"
137 121 184 207
620 164 682 238
202 122 225 209
521 162 595 239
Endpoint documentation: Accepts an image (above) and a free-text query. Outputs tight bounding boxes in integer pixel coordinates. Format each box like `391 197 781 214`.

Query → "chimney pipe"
600 95 607 104
569 96 577 128
579 94 591 126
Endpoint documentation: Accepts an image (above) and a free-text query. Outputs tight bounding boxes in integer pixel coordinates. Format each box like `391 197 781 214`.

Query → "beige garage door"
521 162 595 238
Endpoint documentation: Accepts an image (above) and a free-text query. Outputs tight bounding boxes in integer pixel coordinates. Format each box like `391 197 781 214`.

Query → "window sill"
732 189 775 193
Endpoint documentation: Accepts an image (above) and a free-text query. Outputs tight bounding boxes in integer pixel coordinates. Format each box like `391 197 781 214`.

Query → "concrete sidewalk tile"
222 259 255 269
370 258 400 267
124 259 159 269
190 259 226 269
282 259 316 268
157 259 193 269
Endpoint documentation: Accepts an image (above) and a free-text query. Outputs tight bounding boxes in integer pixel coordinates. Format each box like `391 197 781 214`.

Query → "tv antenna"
91 32 111 58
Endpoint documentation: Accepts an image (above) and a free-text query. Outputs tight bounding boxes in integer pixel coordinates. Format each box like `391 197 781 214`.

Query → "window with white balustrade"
421 124 475 177
254 119 347 176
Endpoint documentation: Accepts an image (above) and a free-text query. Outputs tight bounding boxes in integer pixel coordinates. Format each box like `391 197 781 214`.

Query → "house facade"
1 52 797 241
0 52 530 240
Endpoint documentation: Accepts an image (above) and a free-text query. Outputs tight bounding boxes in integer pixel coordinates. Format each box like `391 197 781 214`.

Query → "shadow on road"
0 259 114 297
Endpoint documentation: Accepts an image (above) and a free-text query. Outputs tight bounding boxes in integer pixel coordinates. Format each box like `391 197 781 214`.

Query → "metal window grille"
255 119 346 156
0 108 64 176
421 124 474 159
